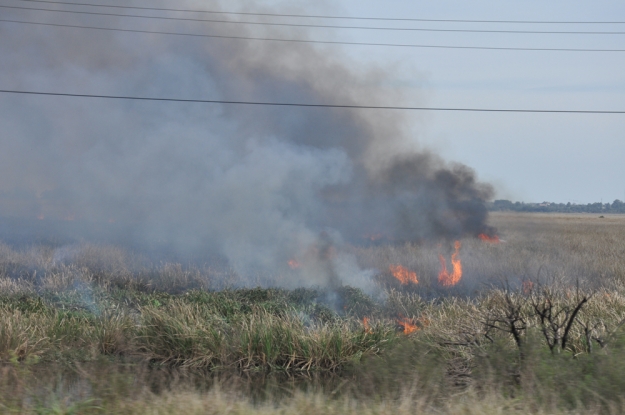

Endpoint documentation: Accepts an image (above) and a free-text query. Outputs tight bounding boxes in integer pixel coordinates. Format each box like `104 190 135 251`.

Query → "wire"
4 4 625 35
16 0 625 24
2 19 625 52
1 89 623 114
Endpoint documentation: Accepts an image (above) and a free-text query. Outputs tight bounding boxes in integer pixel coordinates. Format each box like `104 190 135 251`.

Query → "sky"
0 0 623 279
322 0 625 203
0 0 624 210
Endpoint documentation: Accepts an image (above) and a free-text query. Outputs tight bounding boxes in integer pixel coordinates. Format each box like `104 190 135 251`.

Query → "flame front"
397 317 418 334
389 265 418 285
478 233 500 243
288 259 301 269
438 241 462 287
363 317 373 334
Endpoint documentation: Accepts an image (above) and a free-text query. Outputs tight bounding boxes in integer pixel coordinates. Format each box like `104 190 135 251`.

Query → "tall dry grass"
1 213 625 413
353 212 625 292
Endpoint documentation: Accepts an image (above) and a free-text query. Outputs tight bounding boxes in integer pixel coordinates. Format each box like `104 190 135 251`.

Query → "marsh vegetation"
1 213 625 414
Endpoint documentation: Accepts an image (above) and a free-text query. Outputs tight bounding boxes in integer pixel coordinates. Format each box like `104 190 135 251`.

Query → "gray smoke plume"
0 1 494 289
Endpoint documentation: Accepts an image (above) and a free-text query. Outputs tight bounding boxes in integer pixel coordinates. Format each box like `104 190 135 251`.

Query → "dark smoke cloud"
0 1 493 289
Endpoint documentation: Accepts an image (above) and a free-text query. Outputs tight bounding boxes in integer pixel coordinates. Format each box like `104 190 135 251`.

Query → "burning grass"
1 213 625 412
437 240 462 287
389 264 419 285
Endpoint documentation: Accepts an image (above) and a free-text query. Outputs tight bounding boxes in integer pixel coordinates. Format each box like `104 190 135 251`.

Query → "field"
1 212 625 414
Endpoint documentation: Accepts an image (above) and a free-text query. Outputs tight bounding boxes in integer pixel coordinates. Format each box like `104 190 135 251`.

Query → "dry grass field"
1 212 625 414
355 212 625 292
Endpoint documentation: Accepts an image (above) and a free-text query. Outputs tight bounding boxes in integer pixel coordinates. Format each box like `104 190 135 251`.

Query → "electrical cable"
1 89 623 114
16 0 625 25
3 4 625 35
2 19 624 52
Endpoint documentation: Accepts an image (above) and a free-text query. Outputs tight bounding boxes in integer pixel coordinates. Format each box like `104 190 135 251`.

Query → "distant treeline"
489 199 625 213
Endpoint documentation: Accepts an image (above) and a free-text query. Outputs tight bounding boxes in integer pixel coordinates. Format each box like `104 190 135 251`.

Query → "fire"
288 259 301 269
363 317 373 334
438 241 462 287
37 214 45 220
397 317 418 334
478 233 500 243
389 265 418 285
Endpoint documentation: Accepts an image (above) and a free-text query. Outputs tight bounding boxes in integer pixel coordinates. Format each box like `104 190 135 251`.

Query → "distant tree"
612 200 625 213
493 200 514 211
487 199 625 214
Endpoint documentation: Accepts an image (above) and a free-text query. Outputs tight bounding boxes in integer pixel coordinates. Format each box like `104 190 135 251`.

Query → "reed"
1 213 625 412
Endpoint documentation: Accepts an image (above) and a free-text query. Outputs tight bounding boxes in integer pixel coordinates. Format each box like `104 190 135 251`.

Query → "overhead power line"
16 0 625 24
2 19 625 52
1 89 623 114
4 4 625 35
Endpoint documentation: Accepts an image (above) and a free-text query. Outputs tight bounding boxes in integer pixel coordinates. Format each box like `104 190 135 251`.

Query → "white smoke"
0 1 493 291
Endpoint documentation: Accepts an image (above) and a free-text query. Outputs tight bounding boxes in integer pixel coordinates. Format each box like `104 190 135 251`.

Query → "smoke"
0 1 494 289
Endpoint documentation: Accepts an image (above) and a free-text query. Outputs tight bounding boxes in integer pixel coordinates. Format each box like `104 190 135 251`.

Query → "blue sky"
0 0 623 268
305 0 625 203
1 0 624 206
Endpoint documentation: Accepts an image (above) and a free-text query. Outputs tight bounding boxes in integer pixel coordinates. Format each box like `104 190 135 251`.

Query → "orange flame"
363 317 373 334
397 317 418 334
438 241 462 287
288 259 301 269
478 233 500 243
389 265 418 285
